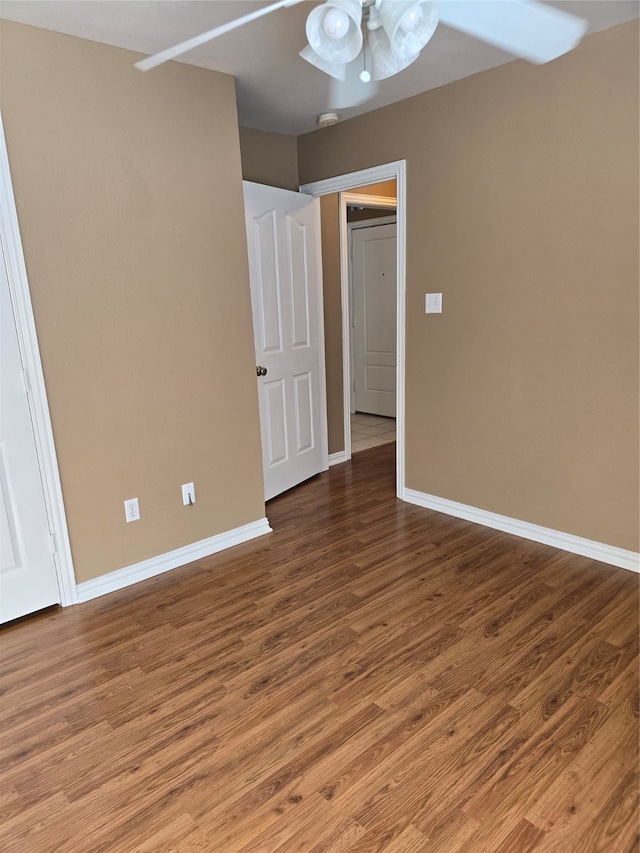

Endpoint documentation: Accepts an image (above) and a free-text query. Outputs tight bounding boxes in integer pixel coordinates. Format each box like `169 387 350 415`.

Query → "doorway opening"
300 160 406 499
346 202 397 455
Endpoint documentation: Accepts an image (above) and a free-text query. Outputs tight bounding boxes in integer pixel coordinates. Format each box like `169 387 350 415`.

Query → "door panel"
0 250 60 622
255 211 282 353
244 182 326 501
293 372 314 453
366 364 396 393
353 223 397 418
264 379 287 465
288 217 311 349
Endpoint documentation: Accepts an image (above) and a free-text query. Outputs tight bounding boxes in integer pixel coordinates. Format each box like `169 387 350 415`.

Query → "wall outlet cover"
425 293 443 314
124 498 140 522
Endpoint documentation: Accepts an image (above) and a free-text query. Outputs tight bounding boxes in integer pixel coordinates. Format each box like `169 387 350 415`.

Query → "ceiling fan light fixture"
299 44 346 80
377 0 438 61
305 0 363 63
322 7 350 40
368 27 419 80
399 4 424 33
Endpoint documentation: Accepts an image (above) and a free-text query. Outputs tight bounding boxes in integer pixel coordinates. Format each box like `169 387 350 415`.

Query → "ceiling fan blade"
438 0 588 64
135 0 306 71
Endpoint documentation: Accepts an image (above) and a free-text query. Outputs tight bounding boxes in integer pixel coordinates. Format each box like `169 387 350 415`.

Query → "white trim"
0 113 78 606
76 518 272 603
300 163 404 197
344 193 397 209
300 161 406 499
310 195 330 472
340 198 353 458
403 487 640 573
348 215 397 231
328 450 349 467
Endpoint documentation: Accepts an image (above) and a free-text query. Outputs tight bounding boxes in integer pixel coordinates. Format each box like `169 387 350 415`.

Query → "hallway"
350 412 396 454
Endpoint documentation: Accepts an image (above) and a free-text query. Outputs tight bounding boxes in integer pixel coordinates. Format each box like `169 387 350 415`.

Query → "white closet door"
353 223 397 417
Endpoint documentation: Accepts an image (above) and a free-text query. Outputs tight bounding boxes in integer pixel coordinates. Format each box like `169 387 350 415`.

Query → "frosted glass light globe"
399 4 424 33
323 7 350 40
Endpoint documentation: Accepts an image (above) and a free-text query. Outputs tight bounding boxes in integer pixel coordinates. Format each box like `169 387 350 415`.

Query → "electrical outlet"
425 293 443 314
124 498 140 522
182 482 196 506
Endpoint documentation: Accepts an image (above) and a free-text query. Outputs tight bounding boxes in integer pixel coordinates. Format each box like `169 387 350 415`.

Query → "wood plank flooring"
1 443 638 852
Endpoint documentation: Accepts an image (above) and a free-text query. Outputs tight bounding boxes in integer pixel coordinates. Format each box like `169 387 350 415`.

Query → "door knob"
256 365 268 376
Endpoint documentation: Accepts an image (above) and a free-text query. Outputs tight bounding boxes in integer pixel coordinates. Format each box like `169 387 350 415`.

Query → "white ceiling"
1 1 637 135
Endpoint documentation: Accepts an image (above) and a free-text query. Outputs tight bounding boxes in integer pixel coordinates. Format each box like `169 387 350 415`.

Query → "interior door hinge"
49 532 57 556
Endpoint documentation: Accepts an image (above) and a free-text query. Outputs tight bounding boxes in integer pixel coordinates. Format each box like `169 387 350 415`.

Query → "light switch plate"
425 293 442 314
182 482 196 506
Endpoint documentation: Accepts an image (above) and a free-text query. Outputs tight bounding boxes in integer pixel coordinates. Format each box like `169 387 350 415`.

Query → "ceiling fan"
135 1 587 108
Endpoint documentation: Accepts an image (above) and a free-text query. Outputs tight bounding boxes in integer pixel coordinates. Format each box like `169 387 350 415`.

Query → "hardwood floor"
1 443 638 852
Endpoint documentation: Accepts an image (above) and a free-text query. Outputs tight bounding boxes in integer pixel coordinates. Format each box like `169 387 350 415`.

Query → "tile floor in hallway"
351 412 396 453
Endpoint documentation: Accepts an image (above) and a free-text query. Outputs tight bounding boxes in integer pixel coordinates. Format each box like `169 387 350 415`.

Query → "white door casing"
243 181 328 502
299 161 406 496
0 112 77 615
0 247 61 622
352 222 397 417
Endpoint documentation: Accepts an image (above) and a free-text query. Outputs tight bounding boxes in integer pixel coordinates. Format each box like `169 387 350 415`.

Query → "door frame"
347 215 397 414
0 114 77 607
300 160 406 499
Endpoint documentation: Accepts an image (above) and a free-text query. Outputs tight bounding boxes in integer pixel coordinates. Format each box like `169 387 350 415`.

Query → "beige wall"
319 194 344 455
239 127 299 191
299 23 640 552
0 22 265 582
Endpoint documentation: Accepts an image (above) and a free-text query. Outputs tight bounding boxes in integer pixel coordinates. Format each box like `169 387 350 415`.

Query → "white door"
0 247 60 622
243 181 327 501
352 222 397 417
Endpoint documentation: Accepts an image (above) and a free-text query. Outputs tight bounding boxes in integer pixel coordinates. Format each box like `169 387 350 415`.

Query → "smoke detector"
317 112 340 128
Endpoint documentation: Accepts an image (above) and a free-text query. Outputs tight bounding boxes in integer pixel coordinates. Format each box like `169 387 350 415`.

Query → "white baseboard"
402 488 639 573
76 518 273 603
329 450 349 467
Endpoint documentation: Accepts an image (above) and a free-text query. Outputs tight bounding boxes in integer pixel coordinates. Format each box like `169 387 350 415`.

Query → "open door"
243 182 328 501
0 248 60 622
